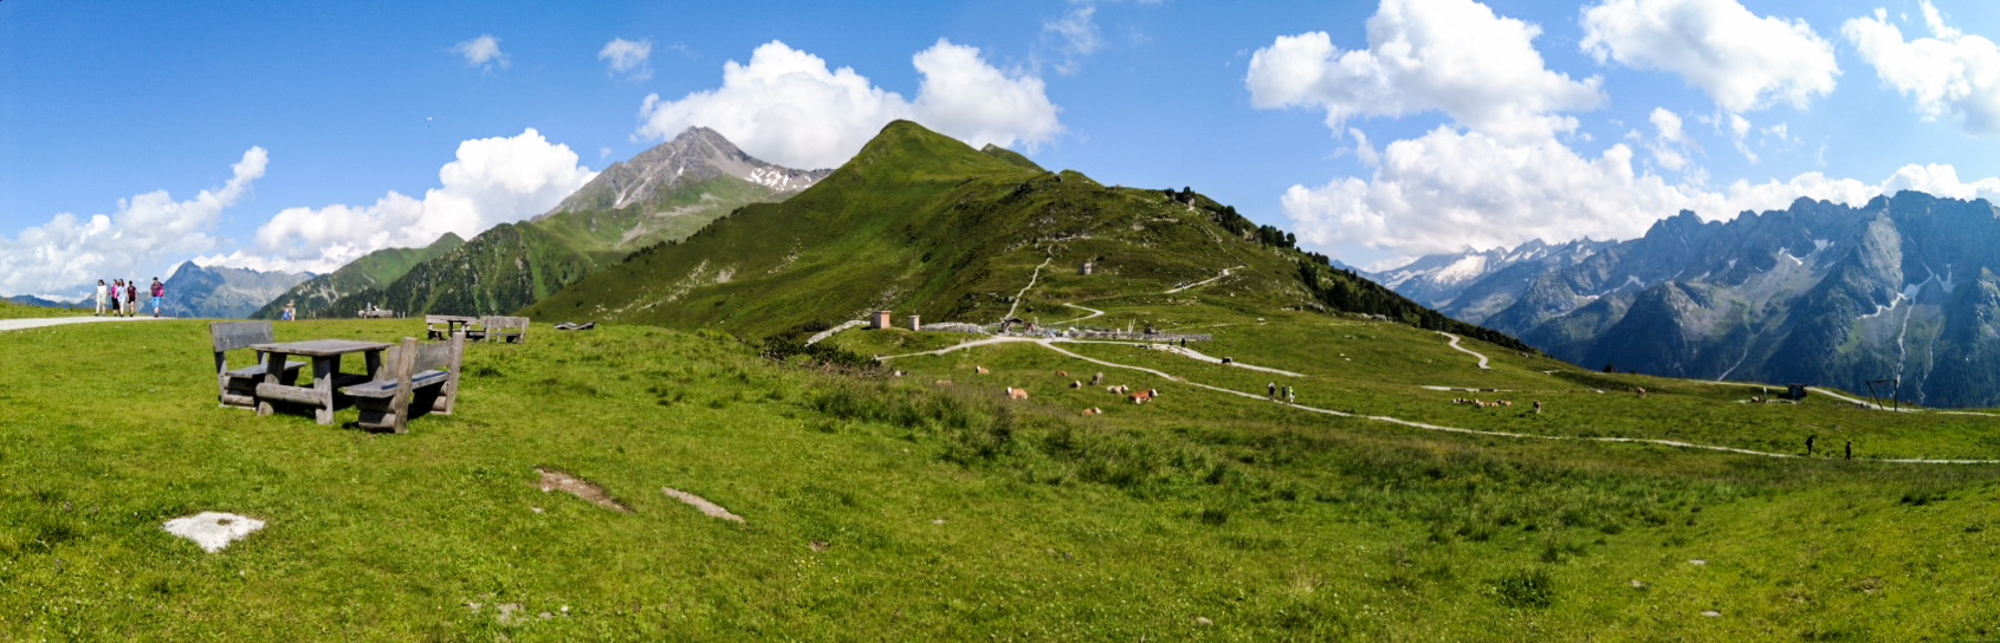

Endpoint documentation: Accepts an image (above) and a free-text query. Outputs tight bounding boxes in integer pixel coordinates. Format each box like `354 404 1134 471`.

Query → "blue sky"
5 0 2000 298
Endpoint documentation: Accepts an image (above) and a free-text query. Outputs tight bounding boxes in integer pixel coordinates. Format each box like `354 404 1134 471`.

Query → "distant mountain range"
255 127 826 319
160 262 312 318
525 119 1527 351
1369 192 2000 408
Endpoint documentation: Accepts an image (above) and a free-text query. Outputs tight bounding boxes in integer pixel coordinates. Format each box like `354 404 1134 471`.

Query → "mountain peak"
543 127 830 216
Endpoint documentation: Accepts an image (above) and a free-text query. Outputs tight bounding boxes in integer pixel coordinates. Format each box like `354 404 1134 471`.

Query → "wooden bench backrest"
211 321 275 353
483 316 527 331
382 335 463 375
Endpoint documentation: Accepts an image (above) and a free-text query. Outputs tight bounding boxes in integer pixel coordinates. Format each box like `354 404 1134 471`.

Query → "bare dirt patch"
662 487 746 523
535 467 631 512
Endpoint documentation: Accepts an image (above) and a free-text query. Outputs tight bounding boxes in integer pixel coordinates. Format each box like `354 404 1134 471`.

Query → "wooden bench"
340 335 463 433
211 321 306 409
481 316 529 343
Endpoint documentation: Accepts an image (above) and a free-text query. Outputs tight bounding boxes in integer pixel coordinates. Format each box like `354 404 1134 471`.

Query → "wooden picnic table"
426 314 481 340
249 339 395 424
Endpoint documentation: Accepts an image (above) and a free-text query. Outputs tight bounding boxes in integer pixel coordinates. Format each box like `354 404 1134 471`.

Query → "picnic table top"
427 314 481 323
250 339 395 357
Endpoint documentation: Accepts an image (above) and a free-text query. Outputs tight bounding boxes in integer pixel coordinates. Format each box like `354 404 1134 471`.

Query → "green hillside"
526 121 1523 351
253 233 465 319
6 316 1999 638
332 174 785 317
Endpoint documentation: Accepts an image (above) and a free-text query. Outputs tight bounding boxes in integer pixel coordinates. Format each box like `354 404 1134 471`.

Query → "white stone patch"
163 512 265 552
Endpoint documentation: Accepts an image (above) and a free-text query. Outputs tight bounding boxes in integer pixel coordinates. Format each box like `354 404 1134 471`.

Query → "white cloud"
0 148 266 297
1281 127 1690 256
454 34 509 72
1039 5 1102 75
1581 0 1838 113
1650 107 1684 142
635 39 1061 170
1246 0 1603 142
1279 121 2000 261
1843 1 2000 134
599 37 653 81
199 129 594 274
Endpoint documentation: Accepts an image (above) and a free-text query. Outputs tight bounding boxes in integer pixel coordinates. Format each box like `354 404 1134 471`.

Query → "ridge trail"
1438 332 1490 370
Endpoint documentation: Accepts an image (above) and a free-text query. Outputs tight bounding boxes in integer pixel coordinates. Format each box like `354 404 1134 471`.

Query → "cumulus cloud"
599 37 653 81
0 148 267 297
635 39 1061 170
1277 122 2000 261
454 34 509 72
1843 2 2000 134
1581 0 1838 113
1645 108 1691 171
198 129 594 274
1245 0 1604 141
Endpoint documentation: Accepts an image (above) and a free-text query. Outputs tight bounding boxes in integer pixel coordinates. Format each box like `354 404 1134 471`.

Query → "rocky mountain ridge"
1374 192 2000 407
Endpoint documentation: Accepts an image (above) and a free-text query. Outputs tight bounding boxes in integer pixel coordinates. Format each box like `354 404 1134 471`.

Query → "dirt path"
1003 255 1055 322
805 319 868 346
1048 302 1105 326
884 335 2000 465
1438 332 1491 370
1164 266 1242 294
0 316 172 332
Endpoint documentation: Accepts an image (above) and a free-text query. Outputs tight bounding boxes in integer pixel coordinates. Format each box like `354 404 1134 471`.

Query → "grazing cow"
1056 370 1070 377
1091 372 1105 385
1006 387 1030 399
1635 386 1647 398
1107 384 1129 394
892 370 907 377
1081 407 1103 416
1532 400 1543 414
1497 400 1512 407
1128 388 1158 404
975 366 990 375
1069 380 1083 389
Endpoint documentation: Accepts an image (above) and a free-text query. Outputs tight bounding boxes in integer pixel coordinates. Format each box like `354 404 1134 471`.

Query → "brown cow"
1056 370 1070 377
1005 387 1030 399
1128 388 1157 404
1081 407 1103 416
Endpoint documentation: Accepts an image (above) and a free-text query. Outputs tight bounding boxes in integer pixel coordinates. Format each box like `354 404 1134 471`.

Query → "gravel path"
0 316 173 332
1164 266 1242 294
1002 255 1055 322
1439 332 1491 370
884 334 2000 465
805 319 868 346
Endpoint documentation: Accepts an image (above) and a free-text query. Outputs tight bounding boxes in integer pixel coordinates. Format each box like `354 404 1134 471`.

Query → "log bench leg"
257 352 284 417
313 356 337 425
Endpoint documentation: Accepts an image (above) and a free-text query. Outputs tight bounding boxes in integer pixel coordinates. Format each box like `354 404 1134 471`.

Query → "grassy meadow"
1 313 1998 639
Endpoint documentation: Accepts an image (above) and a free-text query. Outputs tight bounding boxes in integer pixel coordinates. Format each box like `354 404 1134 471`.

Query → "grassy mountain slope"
252 233 465 319
8 316 2000 638
332 174 789 317
526 121 1525 351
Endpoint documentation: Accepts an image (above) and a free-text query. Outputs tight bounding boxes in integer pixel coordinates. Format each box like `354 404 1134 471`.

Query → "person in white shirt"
94 279 108 316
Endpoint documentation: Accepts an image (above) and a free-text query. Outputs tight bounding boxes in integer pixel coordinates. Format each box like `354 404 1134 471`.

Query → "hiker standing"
150 277 164 317
1268 382 1277 399
282 301 296 321
124 279 137 317
94 279 108 316
1285 386 1295 404
1533 400 1543 414
1806 434 1816 456
112 279 125 316
1845 440 1852 460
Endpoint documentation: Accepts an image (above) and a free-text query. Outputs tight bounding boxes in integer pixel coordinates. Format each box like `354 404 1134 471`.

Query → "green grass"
0 301 81 319
9 317 2000 639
